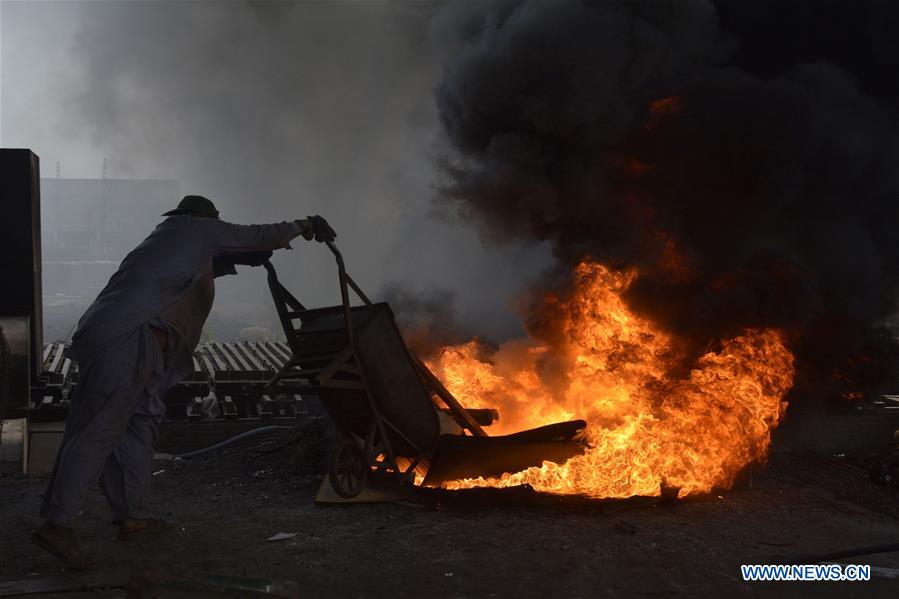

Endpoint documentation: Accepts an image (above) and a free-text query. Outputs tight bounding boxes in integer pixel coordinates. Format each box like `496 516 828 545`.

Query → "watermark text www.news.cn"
741 564 871 582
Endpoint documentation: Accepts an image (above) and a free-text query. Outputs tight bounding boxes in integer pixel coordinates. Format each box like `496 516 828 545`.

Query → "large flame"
426 262 795 498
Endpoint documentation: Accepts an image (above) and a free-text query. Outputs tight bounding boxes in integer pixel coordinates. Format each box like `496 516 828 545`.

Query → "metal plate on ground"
315 472 414 504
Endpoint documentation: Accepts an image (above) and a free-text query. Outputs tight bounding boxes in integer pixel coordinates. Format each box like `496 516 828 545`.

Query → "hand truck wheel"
329 440 369 498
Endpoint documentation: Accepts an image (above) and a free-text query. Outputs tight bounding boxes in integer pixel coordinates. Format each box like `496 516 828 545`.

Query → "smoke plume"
2 0 554 342
381 283 480 356
433 0 899 400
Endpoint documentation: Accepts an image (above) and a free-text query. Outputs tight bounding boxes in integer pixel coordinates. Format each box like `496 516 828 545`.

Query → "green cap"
162 195 220 218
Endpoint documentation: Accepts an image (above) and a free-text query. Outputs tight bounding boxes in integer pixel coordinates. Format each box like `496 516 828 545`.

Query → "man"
32 195 335 570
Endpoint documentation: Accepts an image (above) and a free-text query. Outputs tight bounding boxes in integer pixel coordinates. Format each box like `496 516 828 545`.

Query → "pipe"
175 425 293 459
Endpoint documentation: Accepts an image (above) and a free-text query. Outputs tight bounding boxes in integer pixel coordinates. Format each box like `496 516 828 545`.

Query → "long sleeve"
212 251 273 278
202 218 304 253
212 254 238 277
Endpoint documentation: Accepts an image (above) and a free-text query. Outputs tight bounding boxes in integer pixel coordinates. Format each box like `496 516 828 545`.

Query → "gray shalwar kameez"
41 216 303 526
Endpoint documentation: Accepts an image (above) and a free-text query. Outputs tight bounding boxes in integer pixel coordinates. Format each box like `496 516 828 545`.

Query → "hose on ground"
174 425 294 459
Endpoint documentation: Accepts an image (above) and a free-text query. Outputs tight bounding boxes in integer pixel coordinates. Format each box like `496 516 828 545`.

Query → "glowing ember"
426 261 795 498
644 96 683 132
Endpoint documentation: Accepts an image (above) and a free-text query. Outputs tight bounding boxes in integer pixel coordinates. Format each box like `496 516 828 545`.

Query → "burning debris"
427 262 794 497
425 0 899 497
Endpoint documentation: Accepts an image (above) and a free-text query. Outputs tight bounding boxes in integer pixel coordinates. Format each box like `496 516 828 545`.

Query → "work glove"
299 220 315 241
306 214 336 243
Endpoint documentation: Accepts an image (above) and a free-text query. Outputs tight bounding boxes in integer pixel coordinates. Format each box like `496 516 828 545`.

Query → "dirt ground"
2 420 899 598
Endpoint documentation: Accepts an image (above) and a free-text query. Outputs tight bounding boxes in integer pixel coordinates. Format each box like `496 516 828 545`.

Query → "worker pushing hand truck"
32 194 335 571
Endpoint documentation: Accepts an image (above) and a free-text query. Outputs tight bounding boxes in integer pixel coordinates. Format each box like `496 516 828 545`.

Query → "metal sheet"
422 420 587 486
352 304 440 455
315 472 413 504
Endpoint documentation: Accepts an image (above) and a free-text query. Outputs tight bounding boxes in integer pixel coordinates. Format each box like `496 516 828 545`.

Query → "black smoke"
433 0 899 400
381 282 477 356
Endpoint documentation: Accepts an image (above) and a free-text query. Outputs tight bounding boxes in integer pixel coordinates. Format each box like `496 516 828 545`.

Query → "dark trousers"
40 326 173 525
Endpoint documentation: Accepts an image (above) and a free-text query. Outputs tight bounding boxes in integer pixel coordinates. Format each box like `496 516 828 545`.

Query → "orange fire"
426 261 795 498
